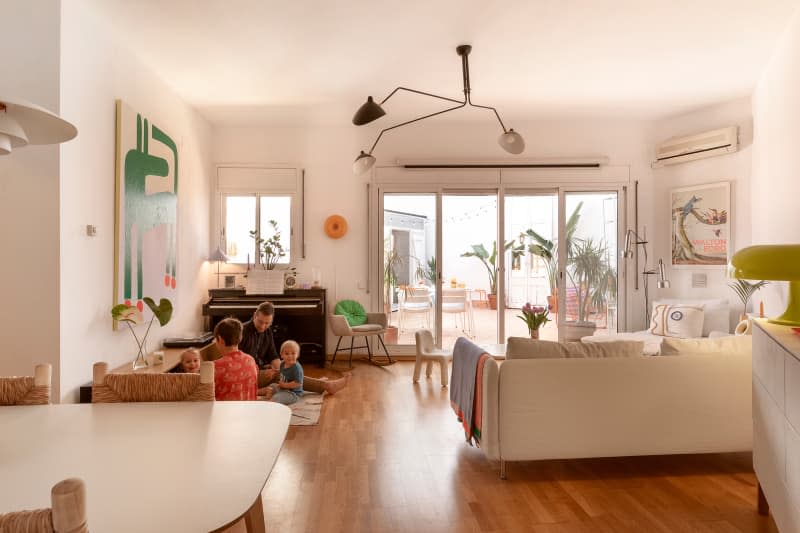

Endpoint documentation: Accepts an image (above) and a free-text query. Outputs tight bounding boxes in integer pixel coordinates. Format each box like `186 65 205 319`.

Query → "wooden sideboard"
752 319 800 531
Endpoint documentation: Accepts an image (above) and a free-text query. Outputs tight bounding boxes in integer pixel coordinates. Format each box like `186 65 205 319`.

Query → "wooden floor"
260 361 778 533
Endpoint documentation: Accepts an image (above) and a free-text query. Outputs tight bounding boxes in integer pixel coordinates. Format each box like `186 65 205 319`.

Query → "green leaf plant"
111 297 173 361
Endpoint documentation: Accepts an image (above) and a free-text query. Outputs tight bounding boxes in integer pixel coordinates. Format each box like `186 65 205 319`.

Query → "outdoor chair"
399 285 432 332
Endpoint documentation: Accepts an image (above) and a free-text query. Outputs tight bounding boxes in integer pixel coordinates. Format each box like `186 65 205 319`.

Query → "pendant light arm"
380 86 464 106
469 101 509 133
367 101 467 154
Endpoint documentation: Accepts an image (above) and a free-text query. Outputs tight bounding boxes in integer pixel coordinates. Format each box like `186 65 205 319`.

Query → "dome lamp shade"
730 244 800 326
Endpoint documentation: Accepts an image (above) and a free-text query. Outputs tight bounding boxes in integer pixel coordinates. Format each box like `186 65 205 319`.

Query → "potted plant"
383 245 403 342
517 303 550 339
415 257 437 286
249 220 286 270
525 202 583 319
111 297 173 370
562 237 615 340
728 279 768 321
461 240 525 310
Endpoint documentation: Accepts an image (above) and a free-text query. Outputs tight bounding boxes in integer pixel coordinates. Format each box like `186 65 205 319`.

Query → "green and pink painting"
114 100 178 313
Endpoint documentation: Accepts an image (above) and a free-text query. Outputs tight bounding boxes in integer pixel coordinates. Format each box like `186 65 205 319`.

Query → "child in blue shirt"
265 340 304 405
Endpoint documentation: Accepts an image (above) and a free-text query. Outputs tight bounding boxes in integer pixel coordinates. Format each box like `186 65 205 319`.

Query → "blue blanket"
450 337 487 445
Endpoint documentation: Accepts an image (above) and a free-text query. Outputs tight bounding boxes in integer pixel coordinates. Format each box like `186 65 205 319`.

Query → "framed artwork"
114 100 179 315
670 181 731 268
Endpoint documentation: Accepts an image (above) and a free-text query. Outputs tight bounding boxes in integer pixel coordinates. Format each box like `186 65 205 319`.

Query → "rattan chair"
91 361 215 403
0 478 88 533
0 364 52 405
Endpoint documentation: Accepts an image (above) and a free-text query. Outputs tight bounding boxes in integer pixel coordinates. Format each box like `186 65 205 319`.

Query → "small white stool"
413 329 453 387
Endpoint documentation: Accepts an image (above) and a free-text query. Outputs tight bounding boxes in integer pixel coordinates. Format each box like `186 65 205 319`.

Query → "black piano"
202 288 327 366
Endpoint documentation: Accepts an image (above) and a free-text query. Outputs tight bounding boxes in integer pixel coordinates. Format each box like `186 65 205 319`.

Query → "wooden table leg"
244 493 266 533
757 482 770 516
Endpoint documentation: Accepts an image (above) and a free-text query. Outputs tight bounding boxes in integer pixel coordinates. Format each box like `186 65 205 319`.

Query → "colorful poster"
670 182 730 267
114 100 179 316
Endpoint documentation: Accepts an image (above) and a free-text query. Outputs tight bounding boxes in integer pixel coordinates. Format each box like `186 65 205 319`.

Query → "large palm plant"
567 238 612 324
461 240 525 295
525 201 583 295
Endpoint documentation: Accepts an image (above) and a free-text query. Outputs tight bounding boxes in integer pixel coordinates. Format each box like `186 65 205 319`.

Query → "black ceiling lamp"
352 44 525 174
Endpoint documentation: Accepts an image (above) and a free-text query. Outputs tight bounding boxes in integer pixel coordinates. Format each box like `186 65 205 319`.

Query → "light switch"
86 225 97 237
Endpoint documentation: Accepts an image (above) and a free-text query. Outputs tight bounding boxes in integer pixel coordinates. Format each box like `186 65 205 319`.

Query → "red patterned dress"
213 350 258 401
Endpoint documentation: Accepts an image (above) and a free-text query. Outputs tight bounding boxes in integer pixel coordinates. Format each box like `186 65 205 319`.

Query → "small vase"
132 338 149 370
530 329 540 340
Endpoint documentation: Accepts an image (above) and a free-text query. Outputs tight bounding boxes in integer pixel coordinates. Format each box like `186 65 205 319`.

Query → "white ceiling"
86 0 799 126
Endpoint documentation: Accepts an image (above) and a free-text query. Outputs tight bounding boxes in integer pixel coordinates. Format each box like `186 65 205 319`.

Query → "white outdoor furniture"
0 402 291 533
442 288 474 335
398 285 432 332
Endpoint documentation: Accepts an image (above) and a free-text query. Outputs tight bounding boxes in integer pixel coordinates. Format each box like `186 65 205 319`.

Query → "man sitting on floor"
240 301 350 395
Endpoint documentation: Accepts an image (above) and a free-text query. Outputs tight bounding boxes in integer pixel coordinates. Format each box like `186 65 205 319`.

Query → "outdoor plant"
567 237 614 325
111 297 173 369
249 219 286 270
728 279 768 313
525 201 583 295
383 245 404 320
517 303 550 333
415 256 437 286
461 240 525 295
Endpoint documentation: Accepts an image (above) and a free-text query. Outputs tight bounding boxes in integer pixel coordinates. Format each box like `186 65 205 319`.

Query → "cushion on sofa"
652 298 729 336
660 335 751 357
506 337 645 359
649 304 704 338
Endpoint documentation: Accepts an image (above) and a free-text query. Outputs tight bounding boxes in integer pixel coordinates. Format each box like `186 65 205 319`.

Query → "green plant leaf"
143 297 173 327
111 303 143 324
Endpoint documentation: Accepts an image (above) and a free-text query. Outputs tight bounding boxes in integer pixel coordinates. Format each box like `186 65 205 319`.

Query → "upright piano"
202 288 327 366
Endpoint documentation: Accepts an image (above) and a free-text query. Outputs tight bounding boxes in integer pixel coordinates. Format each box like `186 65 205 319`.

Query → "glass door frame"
370 182 629 352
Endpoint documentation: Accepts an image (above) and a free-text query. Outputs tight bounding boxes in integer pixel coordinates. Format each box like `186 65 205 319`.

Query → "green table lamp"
729 244 800 326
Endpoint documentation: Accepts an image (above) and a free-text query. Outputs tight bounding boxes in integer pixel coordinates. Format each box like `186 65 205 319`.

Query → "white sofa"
474 335 753 478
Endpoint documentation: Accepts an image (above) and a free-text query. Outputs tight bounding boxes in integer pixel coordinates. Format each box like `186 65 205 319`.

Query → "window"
216 167 302 267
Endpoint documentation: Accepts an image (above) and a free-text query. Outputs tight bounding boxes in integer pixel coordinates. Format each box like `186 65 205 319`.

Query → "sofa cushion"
649 304 704 338
652 298 729 336
506 337 645 359
660 335 751 357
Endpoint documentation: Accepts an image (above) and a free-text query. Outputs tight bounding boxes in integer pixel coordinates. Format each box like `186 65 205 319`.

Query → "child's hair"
214 318 243 347
280 340 300 355
179 349 201 371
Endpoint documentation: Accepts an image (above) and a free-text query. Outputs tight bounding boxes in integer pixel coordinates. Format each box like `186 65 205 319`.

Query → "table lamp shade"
730 244 800 326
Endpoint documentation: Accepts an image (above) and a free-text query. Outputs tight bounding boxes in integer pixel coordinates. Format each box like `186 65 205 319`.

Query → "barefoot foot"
323 372 351 395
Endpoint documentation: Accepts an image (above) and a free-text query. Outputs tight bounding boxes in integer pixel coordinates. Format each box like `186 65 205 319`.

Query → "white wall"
649 97 753 327
0 1 62 395
751 7 800 317
58 0 213 402
213 117 655 334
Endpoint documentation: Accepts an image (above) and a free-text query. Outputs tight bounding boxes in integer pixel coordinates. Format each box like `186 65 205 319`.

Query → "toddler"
179 348 202 373
265 340 304 405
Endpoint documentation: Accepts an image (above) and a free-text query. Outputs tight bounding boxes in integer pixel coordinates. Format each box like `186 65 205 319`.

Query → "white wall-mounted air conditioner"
652 126 739 167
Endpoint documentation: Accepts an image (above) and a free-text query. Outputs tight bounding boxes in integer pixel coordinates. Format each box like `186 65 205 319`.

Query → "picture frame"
670 181 731 268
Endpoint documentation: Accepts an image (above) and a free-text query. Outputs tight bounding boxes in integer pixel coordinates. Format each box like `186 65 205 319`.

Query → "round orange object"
324 215 348 239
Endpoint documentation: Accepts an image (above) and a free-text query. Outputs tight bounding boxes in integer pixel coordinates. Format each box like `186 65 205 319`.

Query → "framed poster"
114 100 179 317
670 181 730 268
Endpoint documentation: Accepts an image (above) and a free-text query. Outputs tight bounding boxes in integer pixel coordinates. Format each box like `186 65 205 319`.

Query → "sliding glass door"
377 185 622 351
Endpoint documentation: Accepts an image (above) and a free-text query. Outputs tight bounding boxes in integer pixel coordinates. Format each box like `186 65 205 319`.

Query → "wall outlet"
357 280 366 290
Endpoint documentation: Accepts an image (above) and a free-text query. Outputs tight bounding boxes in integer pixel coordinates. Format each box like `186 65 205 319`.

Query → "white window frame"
214 166 304 267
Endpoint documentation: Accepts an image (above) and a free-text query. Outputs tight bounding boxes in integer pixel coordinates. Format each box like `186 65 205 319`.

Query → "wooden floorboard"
262 361 779 532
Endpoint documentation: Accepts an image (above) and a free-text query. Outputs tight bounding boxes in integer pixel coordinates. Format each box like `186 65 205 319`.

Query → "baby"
178 348 202 374
265 340 304 405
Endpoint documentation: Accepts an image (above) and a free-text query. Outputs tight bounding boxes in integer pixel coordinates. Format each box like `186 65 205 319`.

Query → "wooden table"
0 402 290 532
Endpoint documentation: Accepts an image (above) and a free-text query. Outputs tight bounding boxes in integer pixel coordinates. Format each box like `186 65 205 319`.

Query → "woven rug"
289 392 324 426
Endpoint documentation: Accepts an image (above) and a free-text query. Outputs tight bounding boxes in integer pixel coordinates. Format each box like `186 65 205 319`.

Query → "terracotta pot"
488 293 498 310
384 325 398 345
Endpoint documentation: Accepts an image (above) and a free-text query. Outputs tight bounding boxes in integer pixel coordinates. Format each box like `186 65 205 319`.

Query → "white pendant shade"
209 246 230 262
352 151 376 175
498 129 525 155
0 97 77 155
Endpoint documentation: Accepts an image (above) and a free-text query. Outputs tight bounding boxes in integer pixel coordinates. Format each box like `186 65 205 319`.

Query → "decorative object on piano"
324 215 348 239
284 269 298 290
728 279 768 322
245 269 284 295
208 245 230 288
114 100 179 317
111 297 173 370
311 267 322 288
224 275 236 289
249 219 286 270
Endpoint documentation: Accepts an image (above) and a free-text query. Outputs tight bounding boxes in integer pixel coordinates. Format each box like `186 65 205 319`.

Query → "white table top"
0 401 290 532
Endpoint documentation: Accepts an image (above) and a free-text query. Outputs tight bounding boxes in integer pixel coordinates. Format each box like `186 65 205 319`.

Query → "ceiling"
86 0 800 126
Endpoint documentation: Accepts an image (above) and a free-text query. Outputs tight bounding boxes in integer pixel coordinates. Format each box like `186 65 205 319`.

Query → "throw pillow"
649 304 704 338
652 298 729 336
506 337 644 359
660 335 751 357
333 299 367 326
